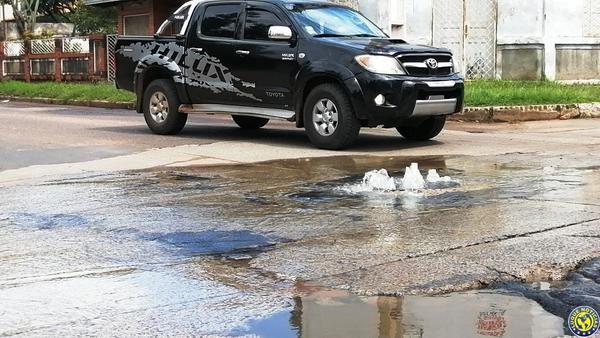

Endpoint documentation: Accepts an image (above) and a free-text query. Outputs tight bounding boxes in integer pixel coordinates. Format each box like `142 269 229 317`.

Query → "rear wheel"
304 83 360 150
232 115 269 129
143 79 187 135
397 116 446 141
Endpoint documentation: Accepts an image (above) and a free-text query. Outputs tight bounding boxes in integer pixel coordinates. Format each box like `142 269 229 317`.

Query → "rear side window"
244 9 284 40
200 4 241 39
157 5 190 36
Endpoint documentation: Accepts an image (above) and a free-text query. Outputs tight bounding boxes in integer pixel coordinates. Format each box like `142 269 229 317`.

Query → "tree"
1 0 116 37
67 0 116 35
2 0 42 35
39 0 77 23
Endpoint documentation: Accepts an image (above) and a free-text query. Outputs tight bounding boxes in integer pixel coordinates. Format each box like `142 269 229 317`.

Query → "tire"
397 116 446 141
232 115 269 129
303 83 360 150
143 79 188 135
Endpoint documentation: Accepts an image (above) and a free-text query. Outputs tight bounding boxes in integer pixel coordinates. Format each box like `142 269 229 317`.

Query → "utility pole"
1 2 6 40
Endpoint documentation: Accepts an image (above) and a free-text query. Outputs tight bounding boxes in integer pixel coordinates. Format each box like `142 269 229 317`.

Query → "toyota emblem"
425 58 439 69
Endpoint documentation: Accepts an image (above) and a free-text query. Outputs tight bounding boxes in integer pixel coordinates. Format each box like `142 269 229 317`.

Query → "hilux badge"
425 58 439 69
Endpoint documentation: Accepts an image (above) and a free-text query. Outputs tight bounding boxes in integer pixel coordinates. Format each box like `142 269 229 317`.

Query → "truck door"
234 2 299 109
185 3 257 105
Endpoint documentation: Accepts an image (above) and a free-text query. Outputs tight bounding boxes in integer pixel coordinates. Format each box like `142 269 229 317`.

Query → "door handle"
236 50 250 55
189 47 203 53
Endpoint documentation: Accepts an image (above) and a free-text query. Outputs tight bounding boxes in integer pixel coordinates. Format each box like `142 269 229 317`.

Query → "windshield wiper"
313 33 349 38
313 33 382 38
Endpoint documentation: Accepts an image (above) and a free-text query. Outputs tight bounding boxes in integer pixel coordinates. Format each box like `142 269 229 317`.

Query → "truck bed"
114 36 183 92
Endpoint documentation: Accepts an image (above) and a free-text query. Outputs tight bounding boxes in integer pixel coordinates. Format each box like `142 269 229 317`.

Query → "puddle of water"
0 267 568 337
0 268 291 337
232 289 566 338
7 212 89 230
148 230 280 257
1 155 599 336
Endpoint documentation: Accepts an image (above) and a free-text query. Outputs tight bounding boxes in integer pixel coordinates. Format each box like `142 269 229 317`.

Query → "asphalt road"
1 101 600 337
3 101 600 172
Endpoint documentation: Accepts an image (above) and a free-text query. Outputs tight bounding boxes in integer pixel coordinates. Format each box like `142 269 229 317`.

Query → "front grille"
397 54 454 76
417 88 462 100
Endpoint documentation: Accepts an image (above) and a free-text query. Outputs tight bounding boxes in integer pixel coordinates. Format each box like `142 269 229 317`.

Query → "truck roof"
182 0 343 8
163 0 352 36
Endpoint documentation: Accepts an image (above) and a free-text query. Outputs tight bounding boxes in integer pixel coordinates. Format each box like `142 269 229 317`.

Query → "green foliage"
1 0 117 35
0 81 135 103
67 0 117 35
23 29 54 40
1 80 600 107
466 81 600 107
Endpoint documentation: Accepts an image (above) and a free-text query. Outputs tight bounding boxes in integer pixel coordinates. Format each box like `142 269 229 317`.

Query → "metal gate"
433 0 497 79
433 0 464 75
583 0 600 37
106 34 118 83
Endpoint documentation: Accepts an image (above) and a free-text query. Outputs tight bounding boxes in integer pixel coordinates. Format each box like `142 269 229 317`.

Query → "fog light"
374 94 386 106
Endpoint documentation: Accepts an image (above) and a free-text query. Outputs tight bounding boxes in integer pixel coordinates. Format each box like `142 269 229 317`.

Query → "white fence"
1 36 108 80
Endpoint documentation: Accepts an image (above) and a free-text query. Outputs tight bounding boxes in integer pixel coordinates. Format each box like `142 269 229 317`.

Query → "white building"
353 0 600 81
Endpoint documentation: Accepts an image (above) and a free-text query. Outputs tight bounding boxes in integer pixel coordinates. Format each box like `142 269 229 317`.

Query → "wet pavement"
1 153 599 336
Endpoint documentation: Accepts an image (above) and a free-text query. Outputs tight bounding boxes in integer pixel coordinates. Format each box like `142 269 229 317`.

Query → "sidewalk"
452 102 600 122
1 94 600 123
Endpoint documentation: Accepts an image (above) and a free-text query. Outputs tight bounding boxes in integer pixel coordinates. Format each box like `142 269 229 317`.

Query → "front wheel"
232 115 269 129
143 79 187 135
303 83 360 150
397 116 446 141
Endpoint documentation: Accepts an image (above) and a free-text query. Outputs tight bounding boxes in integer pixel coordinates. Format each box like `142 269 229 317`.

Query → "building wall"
0 5 15 22
357 0 600 81
4 22 74 40
332 0 359 9
117 0 185 36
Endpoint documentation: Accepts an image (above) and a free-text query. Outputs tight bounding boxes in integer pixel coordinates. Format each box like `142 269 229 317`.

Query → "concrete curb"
0 95 135 110
451 102 600 122
1 95 600 123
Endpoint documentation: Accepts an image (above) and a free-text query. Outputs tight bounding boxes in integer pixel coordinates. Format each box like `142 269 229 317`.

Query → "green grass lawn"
0 81 135 103
466 80 600 107
0 80 599 107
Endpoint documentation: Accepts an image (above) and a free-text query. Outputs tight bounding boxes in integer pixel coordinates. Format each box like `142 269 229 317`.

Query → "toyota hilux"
115 0 464 150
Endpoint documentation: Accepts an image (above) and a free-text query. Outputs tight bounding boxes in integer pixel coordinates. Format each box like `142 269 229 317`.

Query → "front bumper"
413 98 458 116
347 72 465 127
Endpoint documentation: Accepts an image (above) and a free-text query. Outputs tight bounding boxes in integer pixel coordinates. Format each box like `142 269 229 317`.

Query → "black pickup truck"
115 0 464 150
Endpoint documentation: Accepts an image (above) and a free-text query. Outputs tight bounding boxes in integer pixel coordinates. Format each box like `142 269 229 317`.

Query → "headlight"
451 57 461 74
355 55 406 75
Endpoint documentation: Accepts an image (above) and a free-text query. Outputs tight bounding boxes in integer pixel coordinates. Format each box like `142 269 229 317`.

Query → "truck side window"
157 19 185 37
200 5 241 39
156 5 190 37
243 9 284 41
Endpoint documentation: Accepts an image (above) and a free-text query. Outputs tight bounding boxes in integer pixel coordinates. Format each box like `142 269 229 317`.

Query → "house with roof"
84 0 186 36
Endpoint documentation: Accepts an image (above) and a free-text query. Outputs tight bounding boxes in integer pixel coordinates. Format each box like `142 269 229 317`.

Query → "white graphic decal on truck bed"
116 41 261 102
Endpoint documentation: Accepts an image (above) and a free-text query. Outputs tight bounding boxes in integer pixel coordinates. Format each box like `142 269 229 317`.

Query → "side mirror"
268 26 293 40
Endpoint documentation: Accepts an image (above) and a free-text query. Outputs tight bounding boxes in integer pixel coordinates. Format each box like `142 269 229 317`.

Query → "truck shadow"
93 123 443 152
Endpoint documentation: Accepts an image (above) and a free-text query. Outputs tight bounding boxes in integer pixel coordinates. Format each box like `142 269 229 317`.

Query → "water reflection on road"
0 268 567 337
238 289 565 338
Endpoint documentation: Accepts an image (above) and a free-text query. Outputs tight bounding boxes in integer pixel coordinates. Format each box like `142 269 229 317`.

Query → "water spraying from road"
342 163 459 193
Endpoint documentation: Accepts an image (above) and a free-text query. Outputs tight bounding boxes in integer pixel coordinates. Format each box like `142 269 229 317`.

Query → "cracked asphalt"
1 102 599 337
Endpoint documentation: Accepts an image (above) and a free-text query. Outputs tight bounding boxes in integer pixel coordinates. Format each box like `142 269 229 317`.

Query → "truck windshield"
290 5 386 38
